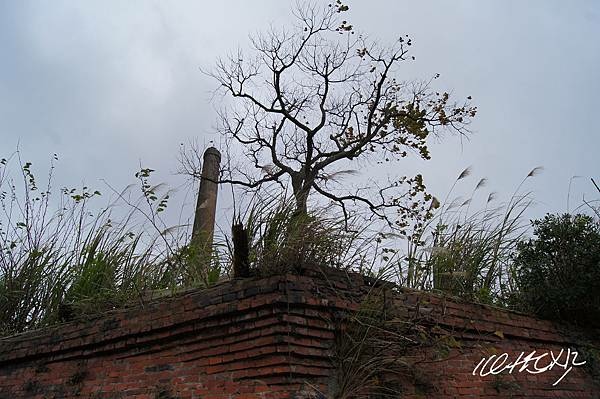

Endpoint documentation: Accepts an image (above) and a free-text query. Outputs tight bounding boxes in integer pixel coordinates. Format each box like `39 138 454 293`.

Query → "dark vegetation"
1 1 599 337
3 150 598 337
0 152 220 335
511 213 600 326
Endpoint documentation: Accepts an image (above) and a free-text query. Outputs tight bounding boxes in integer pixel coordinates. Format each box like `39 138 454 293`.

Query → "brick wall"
0 267 598 398
395 290 599 398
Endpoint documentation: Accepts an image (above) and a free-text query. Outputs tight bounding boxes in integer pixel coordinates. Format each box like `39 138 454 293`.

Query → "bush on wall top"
513 213 600 326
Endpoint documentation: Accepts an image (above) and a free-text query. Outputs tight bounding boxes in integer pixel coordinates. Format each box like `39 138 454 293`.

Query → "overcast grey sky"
1 0 599 227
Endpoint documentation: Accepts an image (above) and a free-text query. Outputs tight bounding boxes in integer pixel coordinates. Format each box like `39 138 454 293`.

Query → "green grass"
397 167 541 304
0 152 219 336
0 150 555 337
221 188 373 277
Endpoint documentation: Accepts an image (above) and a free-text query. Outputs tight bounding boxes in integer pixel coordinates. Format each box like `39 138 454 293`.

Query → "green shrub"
512 213 600 325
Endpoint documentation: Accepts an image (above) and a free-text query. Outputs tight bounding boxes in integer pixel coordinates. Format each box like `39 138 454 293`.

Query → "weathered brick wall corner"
0 267 598 398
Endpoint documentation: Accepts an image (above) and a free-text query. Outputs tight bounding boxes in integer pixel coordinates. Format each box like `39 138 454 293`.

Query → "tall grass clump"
397 167 542 303
0 152 217 336
221 189 377 278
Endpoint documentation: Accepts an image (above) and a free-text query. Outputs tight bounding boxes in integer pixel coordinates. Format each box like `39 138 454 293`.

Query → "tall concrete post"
191 147 221 252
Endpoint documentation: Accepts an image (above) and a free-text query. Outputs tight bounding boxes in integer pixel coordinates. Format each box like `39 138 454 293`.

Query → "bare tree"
194 1 476 234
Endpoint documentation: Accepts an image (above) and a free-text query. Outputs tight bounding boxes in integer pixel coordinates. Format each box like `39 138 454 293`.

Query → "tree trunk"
291 172 310 215
232 222 250 278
